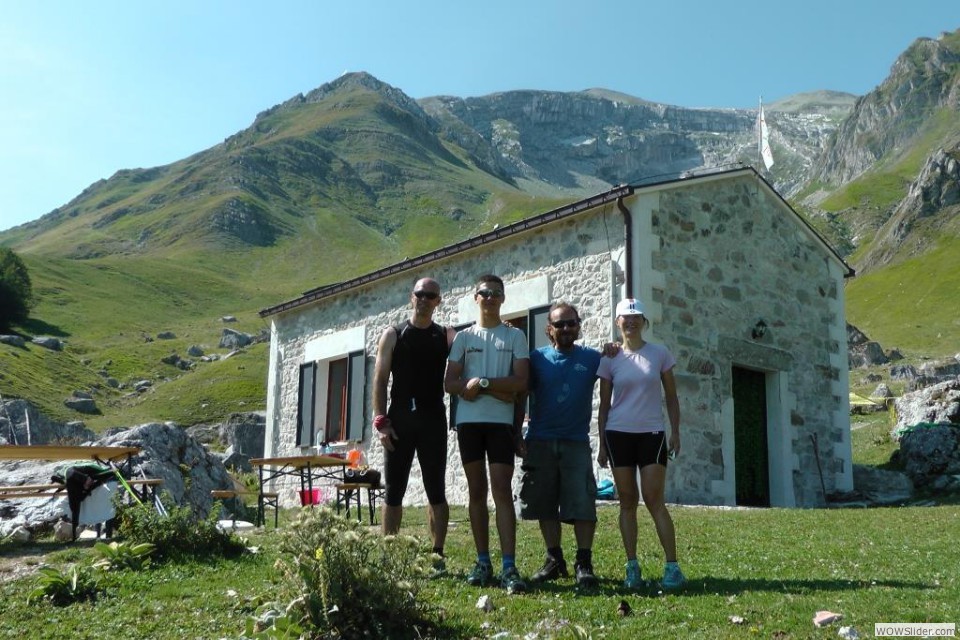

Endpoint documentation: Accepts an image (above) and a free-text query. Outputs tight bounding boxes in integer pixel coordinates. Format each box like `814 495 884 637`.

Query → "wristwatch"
478 377 490 389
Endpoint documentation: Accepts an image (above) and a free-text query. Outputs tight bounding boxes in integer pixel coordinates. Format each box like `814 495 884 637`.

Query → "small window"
296 349 366 446
325 357 349 442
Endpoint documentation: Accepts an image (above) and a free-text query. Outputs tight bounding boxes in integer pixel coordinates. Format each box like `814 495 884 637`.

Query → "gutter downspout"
616 196 633 297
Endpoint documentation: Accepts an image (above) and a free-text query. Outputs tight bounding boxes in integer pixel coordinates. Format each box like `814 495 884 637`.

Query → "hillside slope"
2 30 959 428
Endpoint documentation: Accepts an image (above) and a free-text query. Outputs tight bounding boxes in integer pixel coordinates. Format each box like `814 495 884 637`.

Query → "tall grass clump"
114 495 246 562
270 507 438 640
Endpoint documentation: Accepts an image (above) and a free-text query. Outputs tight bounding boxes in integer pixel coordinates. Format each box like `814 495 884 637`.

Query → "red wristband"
373 415 388 432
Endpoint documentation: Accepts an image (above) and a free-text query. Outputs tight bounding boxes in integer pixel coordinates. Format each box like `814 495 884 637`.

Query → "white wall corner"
456 274 551 322
264 321 282 459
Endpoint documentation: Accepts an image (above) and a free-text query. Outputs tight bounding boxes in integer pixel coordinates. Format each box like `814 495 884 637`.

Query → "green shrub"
114 494 246 562
271 507 437 640
28 566 100 606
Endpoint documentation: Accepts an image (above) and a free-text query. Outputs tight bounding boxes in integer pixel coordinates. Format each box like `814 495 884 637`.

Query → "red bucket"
299 488 323 505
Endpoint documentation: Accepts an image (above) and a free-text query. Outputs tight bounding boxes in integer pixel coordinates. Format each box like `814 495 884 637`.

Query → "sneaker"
466 561 493 586
574 562 598 588
662 563 687 590
531 555 568 583
624 560 642 589
500 566 527 594
430 556 447 578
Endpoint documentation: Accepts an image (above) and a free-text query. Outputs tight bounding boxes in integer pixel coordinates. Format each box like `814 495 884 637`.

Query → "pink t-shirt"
597 342 676 433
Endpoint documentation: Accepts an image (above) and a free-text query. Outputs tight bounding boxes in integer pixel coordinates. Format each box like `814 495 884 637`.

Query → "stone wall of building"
267 210 623 507
639 175 851 505
265 173 852 509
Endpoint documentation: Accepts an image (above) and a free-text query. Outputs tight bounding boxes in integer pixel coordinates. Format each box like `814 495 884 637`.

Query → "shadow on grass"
508 574 935 599
677 575 936 596
17 318 70 338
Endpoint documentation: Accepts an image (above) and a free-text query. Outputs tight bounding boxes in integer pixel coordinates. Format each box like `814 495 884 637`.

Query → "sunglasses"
476 289 504 299
413 290 439 300
550 319 580 329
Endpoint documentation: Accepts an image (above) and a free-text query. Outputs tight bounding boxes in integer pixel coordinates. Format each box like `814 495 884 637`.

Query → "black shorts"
383 410 447 506
456 422 516 466
604 430 669 469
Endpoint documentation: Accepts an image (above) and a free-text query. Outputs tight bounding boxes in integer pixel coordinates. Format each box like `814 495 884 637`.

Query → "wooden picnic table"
249 453 348 525
0 444 141 463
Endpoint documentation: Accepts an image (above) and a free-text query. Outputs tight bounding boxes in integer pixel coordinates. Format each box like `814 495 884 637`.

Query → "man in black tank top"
373 277 455 568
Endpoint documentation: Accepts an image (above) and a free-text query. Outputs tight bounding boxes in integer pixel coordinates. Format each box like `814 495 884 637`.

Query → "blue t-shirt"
527 345 602 442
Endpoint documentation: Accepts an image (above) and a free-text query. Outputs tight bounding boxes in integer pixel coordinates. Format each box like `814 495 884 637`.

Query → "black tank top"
389 321 448 416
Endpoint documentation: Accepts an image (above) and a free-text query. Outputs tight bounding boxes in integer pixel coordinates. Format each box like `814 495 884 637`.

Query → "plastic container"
346 447 361 468
299 488 323 506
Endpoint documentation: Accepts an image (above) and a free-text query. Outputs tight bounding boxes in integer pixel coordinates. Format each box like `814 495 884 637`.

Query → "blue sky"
1 1 957 232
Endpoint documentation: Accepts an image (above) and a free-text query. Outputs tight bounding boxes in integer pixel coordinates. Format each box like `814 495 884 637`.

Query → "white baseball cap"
615 298 645 316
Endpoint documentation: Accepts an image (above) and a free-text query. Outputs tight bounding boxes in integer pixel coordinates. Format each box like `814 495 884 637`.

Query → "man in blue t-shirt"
519 301 602 588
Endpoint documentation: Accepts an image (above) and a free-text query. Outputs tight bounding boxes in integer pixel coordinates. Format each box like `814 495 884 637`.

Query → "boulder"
220 446 252 473
893 378 960 434
99 422 234 516
890 364 918 380
0 335 26 348
871 383 893 399
31 337 63 351
64 397 98 414
185 422 221 446
160 353 181 366
219 412 265 457
920 360 960 379
896 423 960 486
219 328 253 349
846 323 869 346
157 331 177 340
851 465 914 504
849 341 888 368
221 315 237 323
187 345 205 357
0 399 96 445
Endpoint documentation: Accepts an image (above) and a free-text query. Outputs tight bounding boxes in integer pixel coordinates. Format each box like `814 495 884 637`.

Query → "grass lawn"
1 500 958 639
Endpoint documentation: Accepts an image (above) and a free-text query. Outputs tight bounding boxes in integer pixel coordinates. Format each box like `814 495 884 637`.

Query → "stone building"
259 167 855 508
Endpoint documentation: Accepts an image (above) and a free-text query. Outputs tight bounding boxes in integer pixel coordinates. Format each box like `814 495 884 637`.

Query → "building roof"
260 167 853 318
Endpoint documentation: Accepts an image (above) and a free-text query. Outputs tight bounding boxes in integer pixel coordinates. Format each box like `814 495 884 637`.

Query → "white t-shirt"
448 323 529 426
596 342 676 433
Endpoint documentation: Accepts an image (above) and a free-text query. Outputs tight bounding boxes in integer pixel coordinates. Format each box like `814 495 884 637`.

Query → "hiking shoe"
531 555 568 583
624 560 642 589
574 562 598 588
466 561 493 586
500 567 527 594
662 563 687 590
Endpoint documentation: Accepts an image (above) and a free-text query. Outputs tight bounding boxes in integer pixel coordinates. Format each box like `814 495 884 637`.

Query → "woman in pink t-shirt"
597 298 686 591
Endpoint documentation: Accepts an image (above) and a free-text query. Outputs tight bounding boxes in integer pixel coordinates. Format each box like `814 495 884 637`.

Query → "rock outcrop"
0 411 235 538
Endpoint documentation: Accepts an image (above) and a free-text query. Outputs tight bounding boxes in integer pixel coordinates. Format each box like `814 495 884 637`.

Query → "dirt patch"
0 545 49 584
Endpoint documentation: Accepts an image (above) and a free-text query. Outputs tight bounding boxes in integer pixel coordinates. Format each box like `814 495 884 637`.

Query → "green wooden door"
733 366 770 507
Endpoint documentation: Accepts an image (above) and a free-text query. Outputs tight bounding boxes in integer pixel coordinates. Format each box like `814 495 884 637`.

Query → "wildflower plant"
273 506 436 639
27 565 101 606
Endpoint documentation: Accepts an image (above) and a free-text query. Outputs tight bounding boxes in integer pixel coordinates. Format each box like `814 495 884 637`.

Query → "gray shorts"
519 439 597 522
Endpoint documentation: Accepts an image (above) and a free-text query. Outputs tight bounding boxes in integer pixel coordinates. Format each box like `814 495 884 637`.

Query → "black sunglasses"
476 289 504 299
550 319 580 329
413 290 439 300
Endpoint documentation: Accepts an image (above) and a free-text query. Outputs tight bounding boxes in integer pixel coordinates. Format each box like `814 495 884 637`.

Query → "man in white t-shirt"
444 274 530 594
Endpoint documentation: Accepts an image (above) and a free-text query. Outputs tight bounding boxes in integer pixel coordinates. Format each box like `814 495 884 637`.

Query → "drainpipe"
616 196 633 297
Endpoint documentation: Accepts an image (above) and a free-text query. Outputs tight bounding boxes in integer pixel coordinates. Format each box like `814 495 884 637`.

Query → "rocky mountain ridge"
812 31 960 187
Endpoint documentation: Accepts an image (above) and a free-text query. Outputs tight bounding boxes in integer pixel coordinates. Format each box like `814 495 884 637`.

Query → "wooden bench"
0 483 66 499
126 478 163 502
335 483 384 525
211 489 279 528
